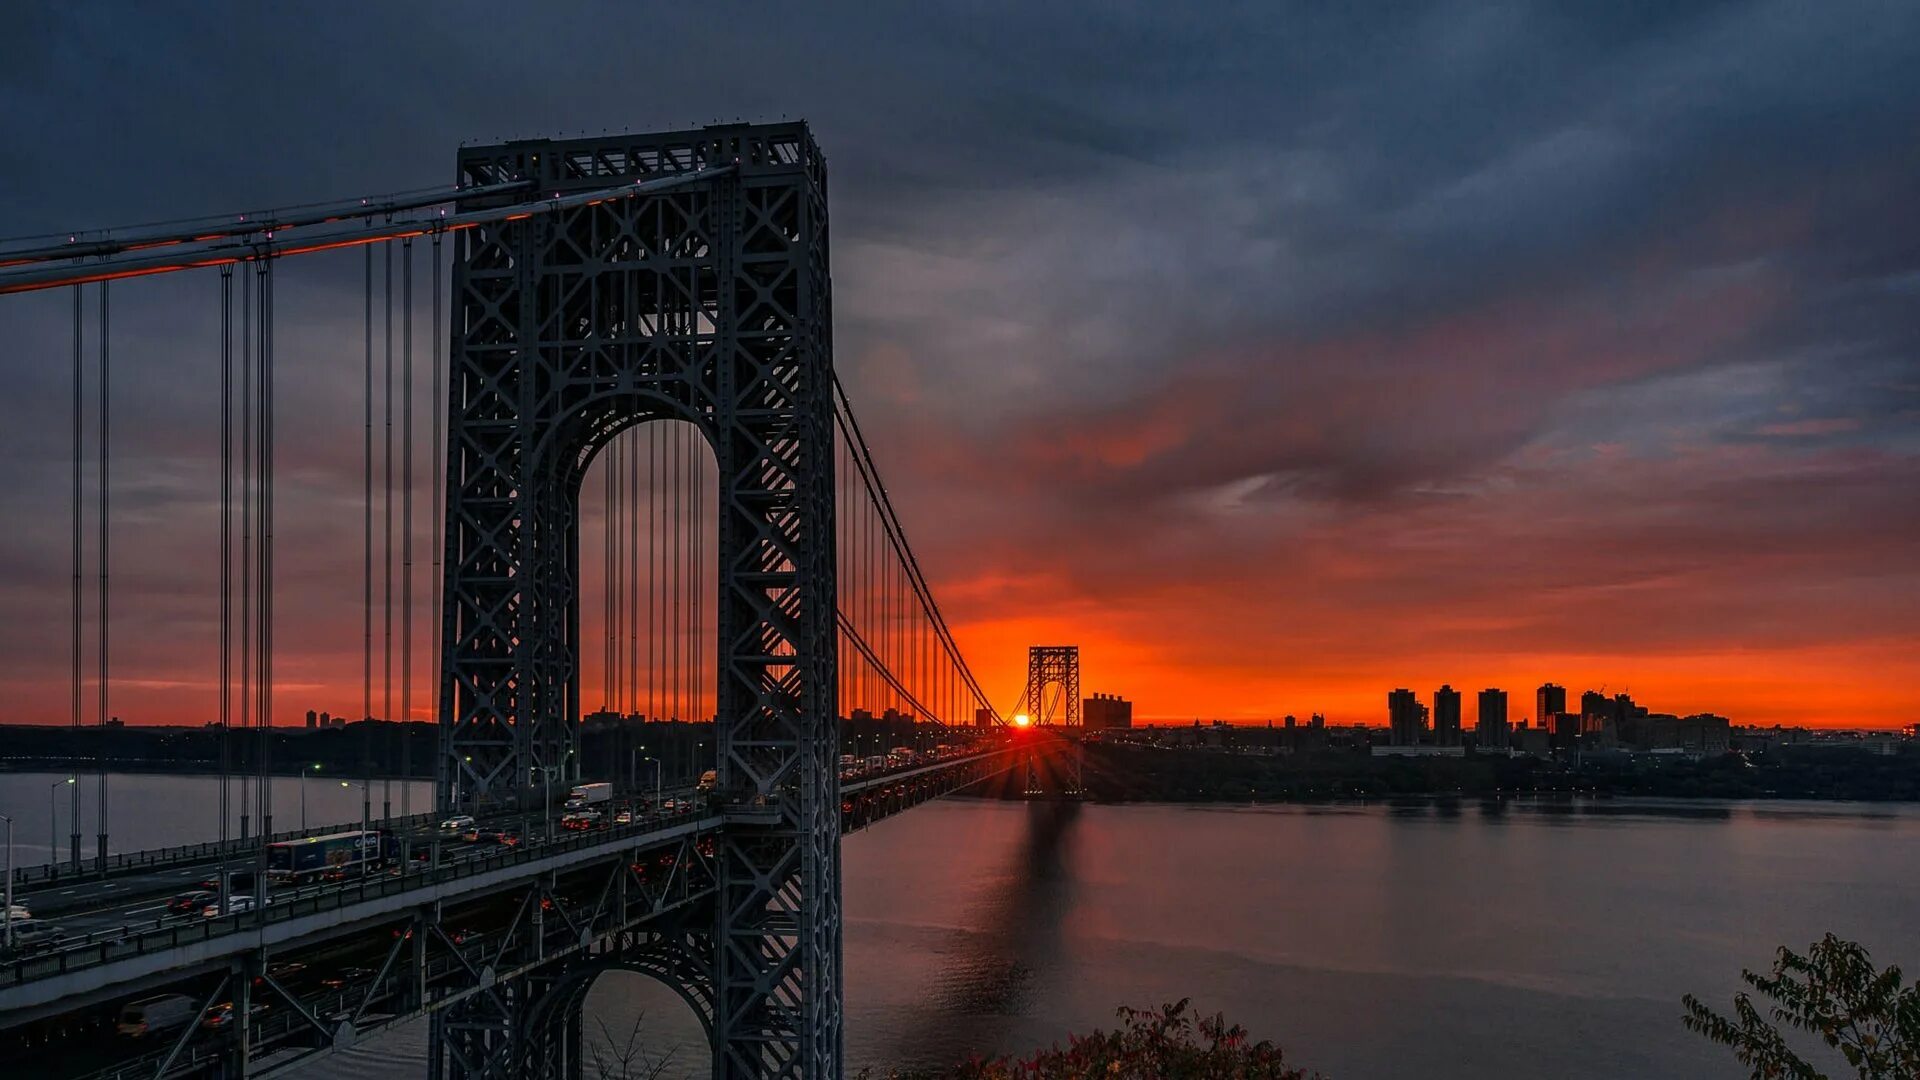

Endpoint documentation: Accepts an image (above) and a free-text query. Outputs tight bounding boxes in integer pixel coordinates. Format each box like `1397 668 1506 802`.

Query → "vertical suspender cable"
645 424 652 718
258 257 274 838
604 442 615 711
239 262 251 842
687 424 695 718
688 426 697 721
69 286 82 870
645 426 652 714
96 280 110 868
672 425 682 722
250 260 271 901
625 430 633 714
702 424 710 718
383 239 394 822
631 430 640 714
430 232 443 743
401 237 413 817
218 267 232 872
362 242 373 828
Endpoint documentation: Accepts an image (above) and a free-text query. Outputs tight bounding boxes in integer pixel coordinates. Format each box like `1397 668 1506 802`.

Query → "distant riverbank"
0 758 428 780
1042 742 1920 803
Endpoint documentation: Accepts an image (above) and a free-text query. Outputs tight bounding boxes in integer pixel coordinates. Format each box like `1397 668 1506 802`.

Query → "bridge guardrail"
11 811 440 890
0 802 721 991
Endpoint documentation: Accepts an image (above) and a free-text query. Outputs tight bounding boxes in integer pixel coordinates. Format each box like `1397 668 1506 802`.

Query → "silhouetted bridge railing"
9 813 442 890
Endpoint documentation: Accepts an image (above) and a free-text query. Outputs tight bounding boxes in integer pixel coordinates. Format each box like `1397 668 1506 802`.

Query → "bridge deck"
0 747 1020 1014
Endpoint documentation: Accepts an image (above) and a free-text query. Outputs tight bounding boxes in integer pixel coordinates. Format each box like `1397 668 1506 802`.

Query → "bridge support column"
430 977 521 1080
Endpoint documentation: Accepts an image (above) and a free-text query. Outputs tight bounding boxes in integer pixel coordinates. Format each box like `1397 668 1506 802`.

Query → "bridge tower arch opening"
579 416 719 744
437 123 841 1078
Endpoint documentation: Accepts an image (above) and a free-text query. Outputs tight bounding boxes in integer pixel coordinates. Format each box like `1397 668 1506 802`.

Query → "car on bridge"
439 814 476 832
208 894 270 917
254 961 307 987
166 890 218 915
200 1001 268 1032
193 870 255 892
115 994 198 1038
463 827 518 846
0 918 64 955
319 966 376 991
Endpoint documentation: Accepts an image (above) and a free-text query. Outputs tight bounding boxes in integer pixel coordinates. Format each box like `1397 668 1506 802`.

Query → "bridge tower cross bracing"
437 122 840 1079
1023 645 1081 727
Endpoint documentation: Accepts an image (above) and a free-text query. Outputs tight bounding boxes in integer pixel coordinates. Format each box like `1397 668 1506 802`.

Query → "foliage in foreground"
1683 933 1920 1079
858 999 1319 1079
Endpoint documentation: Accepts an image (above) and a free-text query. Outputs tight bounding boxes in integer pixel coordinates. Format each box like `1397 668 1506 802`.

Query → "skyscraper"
1433 685 1462 746
1388 688 1424 745
1536 683 1567 725
1476 688 1509 749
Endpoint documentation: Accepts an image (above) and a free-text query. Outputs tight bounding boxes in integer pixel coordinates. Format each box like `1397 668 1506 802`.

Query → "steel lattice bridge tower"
0 121 1046 1080
1023 646 1081 727
438 125 841 1077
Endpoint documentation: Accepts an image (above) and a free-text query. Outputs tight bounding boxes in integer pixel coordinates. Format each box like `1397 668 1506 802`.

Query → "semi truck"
265 830 390 883
565 782 613 810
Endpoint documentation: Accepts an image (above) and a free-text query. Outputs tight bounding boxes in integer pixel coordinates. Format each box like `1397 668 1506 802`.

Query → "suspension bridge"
0 123 1090 1080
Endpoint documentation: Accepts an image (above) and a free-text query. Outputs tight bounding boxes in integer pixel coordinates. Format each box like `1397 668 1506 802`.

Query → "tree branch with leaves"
1683 934 1919 1080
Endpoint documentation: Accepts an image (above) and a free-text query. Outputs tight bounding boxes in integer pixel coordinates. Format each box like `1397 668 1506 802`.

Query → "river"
7 774 1917 1078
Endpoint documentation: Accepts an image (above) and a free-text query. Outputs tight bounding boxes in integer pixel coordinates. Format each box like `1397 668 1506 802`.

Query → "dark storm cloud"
1 2 1917 725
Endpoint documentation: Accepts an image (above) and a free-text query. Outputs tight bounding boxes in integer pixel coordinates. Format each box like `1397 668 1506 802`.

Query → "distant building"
1476 688 1509 749
1433 685 1462 746
975 707 996 728
1515 725 1551 758
1549 711 1581 753
1677 714 1731 755
1388 688 1426 746
1083 693 1133 731
1372 744 1466 758
1536 683 1566 725
1580 690 1611 721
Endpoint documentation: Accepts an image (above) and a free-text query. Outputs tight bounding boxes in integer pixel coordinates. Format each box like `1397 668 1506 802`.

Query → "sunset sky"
1 4 1916 729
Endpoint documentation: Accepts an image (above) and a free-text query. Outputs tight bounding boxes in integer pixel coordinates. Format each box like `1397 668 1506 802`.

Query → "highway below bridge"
0 743 1028 1080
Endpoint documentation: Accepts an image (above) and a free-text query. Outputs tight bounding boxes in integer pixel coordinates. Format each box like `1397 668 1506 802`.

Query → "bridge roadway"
0 744 1022 1080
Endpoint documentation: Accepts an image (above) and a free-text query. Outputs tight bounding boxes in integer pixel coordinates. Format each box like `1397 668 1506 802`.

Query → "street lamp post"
301 763 322 831
49 778 73 871
2 814 14 950
641 756 661 808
